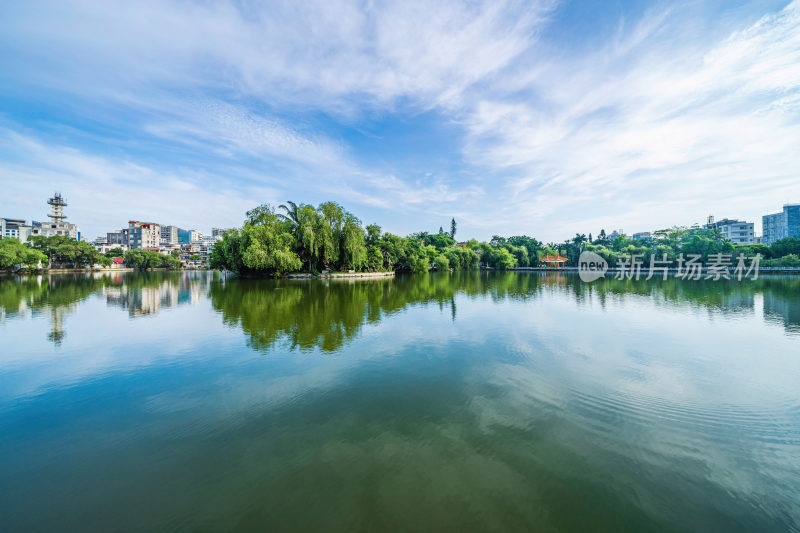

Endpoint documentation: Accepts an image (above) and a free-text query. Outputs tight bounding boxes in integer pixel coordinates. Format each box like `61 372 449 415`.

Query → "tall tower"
47 192 67 223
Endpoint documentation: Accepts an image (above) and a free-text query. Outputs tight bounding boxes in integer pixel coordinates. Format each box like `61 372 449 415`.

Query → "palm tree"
278 201 301 232
279 201 321 271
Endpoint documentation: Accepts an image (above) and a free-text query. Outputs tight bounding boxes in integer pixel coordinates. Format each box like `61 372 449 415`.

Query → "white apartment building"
703 216 755 245
94 242 129 254
127 221 161 249
1 218 28 240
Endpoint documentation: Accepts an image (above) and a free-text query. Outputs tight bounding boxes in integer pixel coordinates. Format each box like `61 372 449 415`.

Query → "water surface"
1 271 799 531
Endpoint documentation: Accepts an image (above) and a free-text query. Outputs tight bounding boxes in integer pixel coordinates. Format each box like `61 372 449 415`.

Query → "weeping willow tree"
211 200 477 275
212 201 368 275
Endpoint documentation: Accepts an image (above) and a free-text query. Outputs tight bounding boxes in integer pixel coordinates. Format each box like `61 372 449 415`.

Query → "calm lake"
1 271 798 531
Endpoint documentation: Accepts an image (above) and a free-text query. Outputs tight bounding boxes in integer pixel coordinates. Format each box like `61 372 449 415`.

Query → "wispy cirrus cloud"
0 127 274 232
0 0 554 110
460 1 800 236
0 0 798 240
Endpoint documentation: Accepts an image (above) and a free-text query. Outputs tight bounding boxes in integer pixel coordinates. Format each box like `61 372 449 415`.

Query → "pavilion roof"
539 254 568 262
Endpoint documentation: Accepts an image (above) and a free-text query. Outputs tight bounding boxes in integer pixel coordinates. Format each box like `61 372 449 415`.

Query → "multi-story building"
127 221 161 249
703 216 755 245
27 193 81 240
211 227 227 239
160 225 179 246
763 204 800 246
107 231 127 246
189 230 203 243
180 238 214 265
632 231 651 241
95 242 129 254
0 218 29 240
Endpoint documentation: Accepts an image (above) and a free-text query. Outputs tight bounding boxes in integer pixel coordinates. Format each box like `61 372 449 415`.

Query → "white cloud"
0 0 555 111
461 1 800 237
1 0 798 240
0 128 274 235
142 99 346 167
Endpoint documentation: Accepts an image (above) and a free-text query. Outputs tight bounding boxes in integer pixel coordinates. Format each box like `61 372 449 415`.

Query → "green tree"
505 244 529 267
242 224 302 273
763 254 800 267
104 247 125 258
0 238 47 270
770 237 800 259
433 253 450 271
124 249 182 270
29 235 109 268
507 236 542 263
493 248 517 269
443 247 479 270
489 235 507 248
450 218 457 239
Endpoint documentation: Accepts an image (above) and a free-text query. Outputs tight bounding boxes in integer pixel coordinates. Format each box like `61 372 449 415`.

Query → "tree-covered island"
209 200 800 276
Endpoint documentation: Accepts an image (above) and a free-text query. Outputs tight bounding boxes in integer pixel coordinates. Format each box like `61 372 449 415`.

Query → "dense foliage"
124 249 183 270
28 235 110 268
209 199 800 275
104 247 126 259
0 238 48 270
577 231 800 267
210 202 484 275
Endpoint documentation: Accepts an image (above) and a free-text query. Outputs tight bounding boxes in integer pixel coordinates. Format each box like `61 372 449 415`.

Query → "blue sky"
1 0 798 242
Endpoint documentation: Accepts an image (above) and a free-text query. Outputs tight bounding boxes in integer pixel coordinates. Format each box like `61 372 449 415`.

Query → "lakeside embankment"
506 266 800 274
0 267 213 276
6 267 800 278
287 271 395 279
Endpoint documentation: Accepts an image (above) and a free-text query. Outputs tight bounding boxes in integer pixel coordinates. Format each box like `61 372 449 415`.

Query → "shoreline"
4 267 799 277
0 267 210 276
504 266 800 273
286 271 395 279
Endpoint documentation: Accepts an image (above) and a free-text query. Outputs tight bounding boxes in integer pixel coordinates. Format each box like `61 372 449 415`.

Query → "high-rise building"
189 230 203 243
127 221 161 249
703 216 755 245
160 225 179 246
28 193 81 240
762 204 800 246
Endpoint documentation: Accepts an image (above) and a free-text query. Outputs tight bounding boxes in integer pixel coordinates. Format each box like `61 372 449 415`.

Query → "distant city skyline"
3 190 799 244
1 0 799 242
